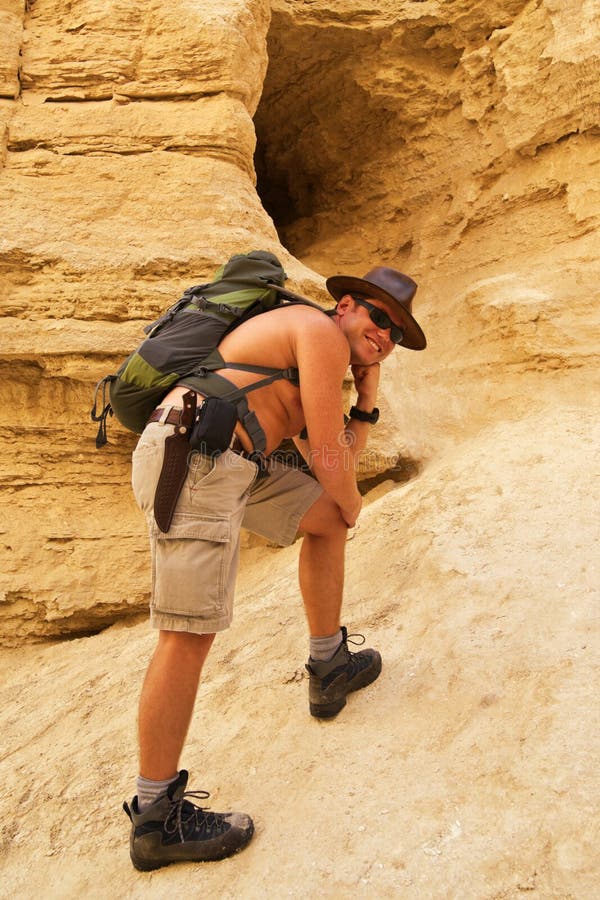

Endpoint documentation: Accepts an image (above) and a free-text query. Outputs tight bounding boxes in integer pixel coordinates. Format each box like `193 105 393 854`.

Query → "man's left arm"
343 362 381 460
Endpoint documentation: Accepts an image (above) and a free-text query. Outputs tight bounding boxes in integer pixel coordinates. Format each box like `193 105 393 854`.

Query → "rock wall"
0 0 321 642
256 0 599 397
0 0 598 643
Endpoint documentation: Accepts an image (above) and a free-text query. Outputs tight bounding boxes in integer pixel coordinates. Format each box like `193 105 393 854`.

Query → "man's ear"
336 293 354 316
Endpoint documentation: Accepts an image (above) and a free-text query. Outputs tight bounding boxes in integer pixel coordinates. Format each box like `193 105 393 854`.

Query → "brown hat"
326 266 426 350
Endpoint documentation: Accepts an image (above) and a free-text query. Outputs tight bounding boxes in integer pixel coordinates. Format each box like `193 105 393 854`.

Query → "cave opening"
253 12 381 254
253 10 470 268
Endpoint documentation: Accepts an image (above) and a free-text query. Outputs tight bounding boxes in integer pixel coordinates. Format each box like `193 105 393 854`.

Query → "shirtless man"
123 266 426 871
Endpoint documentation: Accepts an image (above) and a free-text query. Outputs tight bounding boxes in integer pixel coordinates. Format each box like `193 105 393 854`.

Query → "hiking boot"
123 770 254 871
305 626 382 719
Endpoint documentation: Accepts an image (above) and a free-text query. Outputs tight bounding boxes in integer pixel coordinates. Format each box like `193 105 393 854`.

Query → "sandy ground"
1 402 598 899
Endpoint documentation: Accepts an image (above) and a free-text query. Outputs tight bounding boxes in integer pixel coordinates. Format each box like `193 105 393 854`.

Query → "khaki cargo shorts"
132 422 323 633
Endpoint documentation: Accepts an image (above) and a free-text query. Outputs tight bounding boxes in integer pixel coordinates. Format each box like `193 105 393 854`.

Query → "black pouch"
189 396 238 457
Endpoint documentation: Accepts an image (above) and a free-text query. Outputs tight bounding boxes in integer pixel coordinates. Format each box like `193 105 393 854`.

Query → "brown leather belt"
148 406 245 454
148 406 190 427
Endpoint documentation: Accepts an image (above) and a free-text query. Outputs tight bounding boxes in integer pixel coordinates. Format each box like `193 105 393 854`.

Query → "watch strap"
349 405 379 424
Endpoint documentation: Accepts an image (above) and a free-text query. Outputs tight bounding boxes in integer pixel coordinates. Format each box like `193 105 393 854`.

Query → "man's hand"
341 491 362 529
351 362 380 409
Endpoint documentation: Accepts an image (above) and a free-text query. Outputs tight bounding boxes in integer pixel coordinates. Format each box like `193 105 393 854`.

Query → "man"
123 266 427 871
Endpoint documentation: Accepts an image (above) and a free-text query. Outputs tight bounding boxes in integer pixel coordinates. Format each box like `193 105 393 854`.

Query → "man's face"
338 294 403 366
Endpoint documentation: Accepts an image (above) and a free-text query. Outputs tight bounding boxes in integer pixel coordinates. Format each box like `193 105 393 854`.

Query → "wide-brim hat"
326 266 426 350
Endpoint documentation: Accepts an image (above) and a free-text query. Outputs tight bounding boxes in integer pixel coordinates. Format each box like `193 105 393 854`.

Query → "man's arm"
293 316 362 527
342 362 381 457
293 363 380 465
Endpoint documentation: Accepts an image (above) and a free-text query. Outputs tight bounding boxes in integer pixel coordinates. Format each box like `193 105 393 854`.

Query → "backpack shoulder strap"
193 349 299 386
264 283 335 314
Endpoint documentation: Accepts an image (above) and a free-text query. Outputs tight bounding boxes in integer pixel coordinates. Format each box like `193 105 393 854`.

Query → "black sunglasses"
350 295 404 344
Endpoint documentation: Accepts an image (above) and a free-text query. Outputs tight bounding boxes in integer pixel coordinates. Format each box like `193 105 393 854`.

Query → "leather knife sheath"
153 391 197 533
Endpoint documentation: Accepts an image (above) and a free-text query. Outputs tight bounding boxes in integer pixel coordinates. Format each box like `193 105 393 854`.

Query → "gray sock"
309 629 343 662
136 774 178 812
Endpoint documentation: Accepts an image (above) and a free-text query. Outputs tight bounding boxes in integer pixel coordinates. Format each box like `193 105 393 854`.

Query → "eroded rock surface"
0 0 322 641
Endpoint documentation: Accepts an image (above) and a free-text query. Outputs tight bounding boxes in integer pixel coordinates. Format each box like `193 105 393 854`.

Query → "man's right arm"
293 315 362 527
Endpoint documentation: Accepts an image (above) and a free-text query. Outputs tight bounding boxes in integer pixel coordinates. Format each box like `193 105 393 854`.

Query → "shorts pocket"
131 427 169 513
150 513 232 618
187 452 218 497
161 513 230 543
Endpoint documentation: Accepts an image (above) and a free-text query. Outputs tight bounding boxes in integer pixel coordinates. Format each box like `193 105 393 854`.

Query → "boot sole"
309 696 347 719
130 822 255 870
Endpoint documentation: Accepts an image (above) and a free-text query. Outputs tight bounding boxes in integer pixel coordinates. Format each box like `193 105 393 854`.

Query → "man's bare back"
163 304 350 456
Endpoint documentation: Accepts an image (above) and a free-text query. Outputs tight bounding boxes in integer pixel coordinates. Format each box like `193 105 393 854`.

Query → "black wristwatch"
349 405 379 424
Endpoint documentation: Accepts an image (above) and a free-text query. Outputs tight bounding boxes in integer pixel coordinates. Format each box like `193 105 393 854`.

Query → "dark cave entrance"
254 141 319 234
252 12 378 252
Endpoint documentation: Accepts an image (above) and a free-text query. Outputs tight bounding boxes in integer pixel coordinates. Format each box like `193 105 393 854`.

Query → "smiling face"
336 293 402 365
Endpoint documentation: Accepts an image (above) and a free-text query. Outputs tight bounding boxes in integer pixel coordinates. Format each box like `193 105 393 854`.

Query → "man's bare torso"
161 305 343 455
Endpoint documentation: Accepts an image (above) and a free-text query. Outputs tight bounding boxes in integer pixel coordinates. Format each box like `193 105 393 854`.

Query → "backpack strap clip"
280 367 300 385
91 375 116 448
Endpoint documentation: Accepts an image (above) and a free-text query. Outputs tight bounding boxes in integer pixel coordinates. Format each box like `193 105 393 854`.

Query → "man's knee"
157 629 216 658
299 492 348 539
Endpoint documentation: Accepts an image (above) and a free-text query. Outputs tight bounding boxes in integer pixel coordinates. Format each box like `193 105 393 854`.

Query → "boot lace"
164 790 229 843
345 631 366 648
343 631 373 677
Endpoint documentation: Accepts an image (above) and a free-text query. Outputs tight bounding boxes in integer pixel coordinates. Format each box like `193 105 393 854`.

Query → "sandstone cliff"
0 1 598 897
0 0 323 641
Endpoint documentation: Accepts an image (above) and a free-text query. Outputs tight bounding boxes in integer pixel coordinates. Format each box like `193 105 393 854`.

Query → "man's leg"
298 492 382 718
298 491 348 637
242 463 381 717
126 435 257 869
126 627 254 871
138 629 215 781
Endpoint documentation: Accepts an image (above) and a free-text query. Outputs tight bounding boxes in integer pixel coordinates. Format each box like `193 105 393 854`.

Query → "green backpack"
91 250 322 450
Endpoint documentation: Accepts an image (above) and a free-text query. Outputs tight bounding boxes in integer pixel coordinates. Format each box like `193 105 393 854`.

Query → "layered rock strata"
0 0 301 642
1 0 599 649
